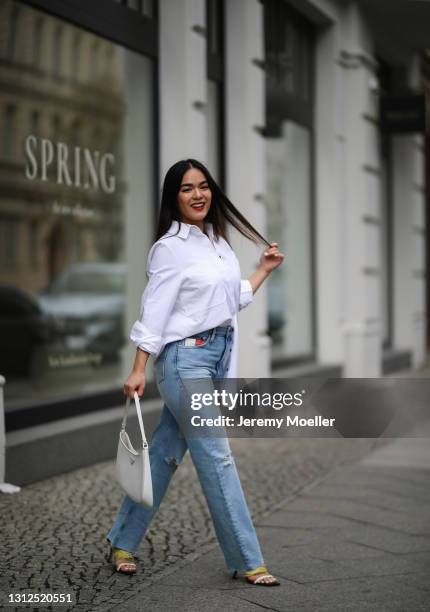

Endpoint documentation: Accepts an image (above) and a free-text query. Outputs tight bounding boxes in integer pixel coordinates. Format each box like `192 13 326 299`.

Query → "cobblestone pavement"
1 359 428 611
1 435 387 611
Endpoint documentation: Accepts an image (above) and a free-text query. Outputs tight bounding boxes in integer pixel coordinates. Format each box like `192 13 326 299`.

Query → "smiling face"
177 167 212 229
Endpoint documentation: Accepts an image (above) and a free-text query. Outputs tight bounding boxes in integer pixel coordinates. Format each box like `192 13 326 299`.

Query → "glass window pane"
0 1 155 408
265 0 312 106
32 17 44 69
90 42 99 79
141 0 153 18
52 115 61 141
30 110 39 135
0 218 18 268
7 6 20 61
266 121 313 357
3 104 16 157
71 33 81 80
52 26 62 76
127 0 140 10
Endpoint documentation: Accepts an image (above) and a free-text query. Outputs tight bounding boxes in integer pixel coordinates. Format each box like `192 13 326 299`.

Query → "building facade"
1 0 428 483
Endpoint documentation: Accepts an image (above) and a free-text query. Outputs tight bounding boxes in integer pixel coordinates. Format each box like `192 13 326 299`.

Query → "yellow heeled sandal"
108 546 137 574
232 565 280 586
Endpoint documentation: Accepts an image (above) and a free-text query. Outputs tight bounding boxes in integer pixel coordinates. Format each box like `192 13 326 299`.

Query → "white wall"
159 0 207 176
158 0 269 377
317 2 427 374
157 0 427 378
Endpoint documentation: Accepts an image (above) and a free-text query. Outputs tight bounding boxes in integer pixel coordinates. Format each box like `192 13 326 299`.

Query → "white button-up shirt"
129 220 253 377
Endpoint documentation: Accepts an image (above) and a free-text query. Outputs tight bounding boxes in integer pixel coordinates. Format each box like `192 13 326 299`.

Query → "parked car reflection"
38 262 126 362
0 285 62 378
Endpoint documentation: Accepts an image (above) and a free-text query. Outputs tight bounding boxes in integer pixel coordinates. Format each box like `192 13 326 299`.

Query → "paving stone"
284 497 430 534
228 572 430 612
1 417 429 611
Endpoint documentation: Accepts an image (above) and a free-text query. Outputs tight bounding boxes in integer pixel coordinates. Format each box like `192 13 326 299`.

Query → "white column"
159 0 207 176
224 0 270 377
315 17 344 366
339 3 382 376
392 55 427 367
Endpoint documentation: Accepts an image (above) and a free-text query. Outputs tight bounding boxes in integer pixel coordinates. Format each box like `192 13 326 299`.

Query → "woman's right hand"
123 370 146 399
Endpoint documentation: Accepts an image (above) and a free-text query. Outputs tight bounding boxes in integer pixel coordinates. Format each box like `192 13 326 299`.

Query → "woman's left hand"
259 242 285 273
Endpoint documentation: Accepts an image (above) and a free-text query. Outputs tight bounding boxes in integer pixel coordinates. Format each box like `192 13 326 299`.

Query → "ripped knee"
221 452 234 467
164 456 181 468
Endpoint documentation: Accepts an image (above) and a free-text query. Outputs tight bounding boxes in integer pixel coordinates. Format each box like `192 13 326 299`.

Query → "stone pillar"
392 55 427 368
159 0 207 176
315 17 344 366
224 0 270 377
339 3 382 376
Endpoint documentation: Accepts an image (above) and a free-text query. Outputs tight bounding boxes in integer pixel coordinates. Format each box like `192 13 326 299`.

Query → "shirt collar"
167 220 214 240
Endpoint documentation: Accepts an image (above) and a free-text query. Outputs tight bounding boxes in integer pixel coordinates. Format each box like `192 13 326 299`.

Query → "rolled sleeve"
129 242 182 356
238 279 254 311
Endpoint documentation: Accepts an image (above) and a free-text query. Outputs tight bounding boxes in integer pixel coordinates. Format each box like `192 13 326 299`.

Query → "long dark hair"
155 159 271 247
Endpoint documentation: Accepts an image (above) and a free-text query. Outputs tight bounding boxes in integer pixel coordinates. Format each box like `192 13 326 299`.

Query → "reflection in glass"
52 26 62 76
7 6 20 61
0 217 18 268
0 1 154 406
142 0 153 18
265 0 313 126
127 0 140 10
3 104 16 158
30 109 39 135
32 17 43 68
71 33 81 80
90 42 99 79
266 121 313 358
52 114 61 141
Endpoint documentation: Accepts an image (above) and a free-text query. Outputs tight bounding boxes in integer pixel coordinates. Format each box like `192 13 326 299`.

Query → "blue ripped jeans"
106 325 265 573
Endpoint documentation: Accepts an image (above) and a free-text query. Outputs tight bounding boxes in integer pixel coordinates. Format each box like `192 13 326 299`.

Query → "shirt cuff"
239 279 254 311
129 320 162 356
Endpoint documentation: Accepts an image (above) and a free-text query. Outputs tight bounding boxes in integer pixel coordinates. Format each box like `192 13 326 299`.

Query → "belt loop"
209 327 217 342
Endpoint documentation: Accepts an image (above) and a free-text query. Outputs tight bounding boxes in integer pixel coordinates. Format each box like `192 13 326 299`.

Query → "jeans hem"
213 450 261 569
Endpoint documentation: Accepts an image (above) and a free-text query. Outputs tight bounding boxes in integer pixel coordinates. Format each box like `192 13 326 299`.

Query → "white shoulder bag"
115 391 153 508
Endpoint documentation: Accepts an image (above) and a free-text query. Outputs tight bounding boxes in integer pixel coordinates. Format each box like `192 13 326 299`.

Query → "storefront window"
0 1 154 408
266 122 313 357
264 0 315 360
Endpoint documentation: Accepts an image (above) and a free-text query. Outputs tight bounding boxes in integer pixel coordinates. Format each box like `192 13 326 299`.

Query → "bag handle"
122 391 149 449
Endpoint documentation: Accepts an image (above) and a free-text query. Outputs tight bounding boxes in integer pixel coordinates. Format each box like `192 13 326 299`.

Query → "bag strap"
122 392 149 449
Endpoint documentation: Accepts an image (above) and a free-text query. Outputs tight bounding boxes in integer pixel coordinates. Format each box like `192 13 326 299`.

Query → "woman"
106 159 284 586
